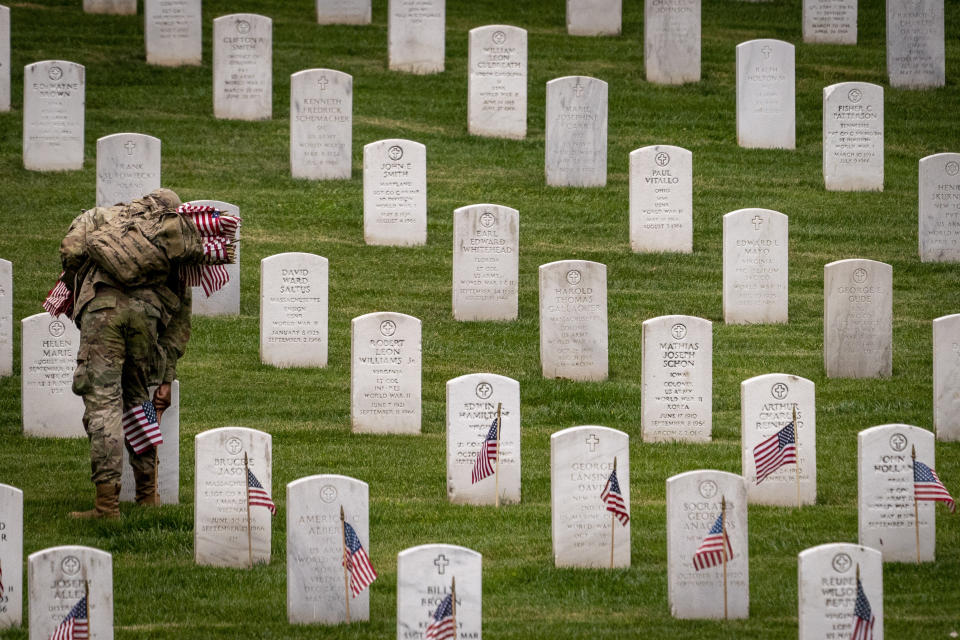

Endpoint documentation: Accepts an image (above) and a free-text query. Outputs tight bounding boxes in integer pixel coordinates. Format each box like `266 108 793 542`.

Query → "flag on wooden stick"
343 521 377 597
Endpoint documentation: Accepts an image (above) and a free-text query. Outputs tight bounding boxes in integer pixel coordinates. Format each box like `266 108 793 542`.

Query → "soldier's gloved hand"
153 383 172 422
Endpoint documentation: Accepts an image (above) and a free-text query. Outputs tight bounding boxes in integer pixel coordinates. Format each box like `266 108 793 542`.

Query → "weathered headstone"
452 203 519 321
213 14 272 121
286 474 371 624
740 374 816 506
797 543 883 640
145 0 202 66
666 470 748 619
545 76 608 187
722 208 788 324
886 0 944 89
317 0 371 25
446 373 521 505
0 6 9 112
194 427 273 567
918 152 960 262
567 0 621 36
803 0 857 44
933 314 960 441
260 252 329 368
23 61 85 171
468 25 527 139
290 69 352 180
644 0 700 84
351 312 421 434
0 484 22 629
0 259 10 377
736 39 795 149
822 82 883 192
629 145 693 254
27 546 112 640
550 426 629 568
858 424 936 562
21 313 84 438
539 260 608 381
119 381 180 503
823 259 892 378
388 0 444 74
190 200 241 316
396 544 481 640
641 315 712 443
363 139 427 246
83 0 135 14
95 133 161 207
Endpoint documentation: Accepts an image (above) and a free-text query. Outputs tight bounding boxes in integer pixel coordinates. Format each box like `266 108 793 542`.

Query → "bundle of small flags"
43 273 73 318
177 204 241 296
122 400 163 453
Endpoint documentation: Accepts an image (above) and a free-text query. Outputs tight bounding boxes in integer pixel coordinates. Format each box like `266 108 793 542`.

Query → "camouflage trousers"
72 289 162 485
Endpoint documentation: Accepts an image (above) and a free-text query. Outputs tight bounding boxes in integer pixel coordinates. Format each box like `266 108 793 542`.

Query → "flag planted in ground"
693 512 733 571
471 416 500 484
122 401 162 454
913 460 956 512
601 467 630 526
343 521 377 596
753 421 797 484
246 469 276 515
850 575 875 640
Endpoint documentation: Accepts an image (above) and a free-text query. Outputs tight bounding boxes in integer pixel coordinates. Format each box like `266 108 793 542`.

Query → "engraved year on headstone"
629 145 693 254
0 258 11 377
823 259 892 378
190 200 241 316
822 82 883 192
363 139 427 246
567 0 621 36
886 0 944 89
0 6 9 112
644 0 700 84
918 152 960 262
317 0 371 25
120 381 180 503
21 313 84 437
27 545 112 640
0 484 23 629
539 260 608 381
23 60 85 171
797 543 883 640
396 544 481 640
145 0 202 66
290 69 352 180
388 0 444 74
468 25 527 140
96 133 161 207
83 0 135 14
722 208 788 325
736 39 795 150
213 14 272 121
260 252 329 368
452 203 519 321
545 76 608 187
933 314 960 441
803 0 857 45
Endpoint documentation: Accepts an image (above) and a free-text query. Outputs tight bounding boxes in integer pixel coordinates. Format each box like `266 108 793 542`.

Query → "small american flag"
753 421 797 484
43 274 73 317
121 401 163 454
692 512 733 571
246 469 276 515
470 417 500 484
600 467 630 526
850 575 875 640
425 593 455 640
914 460 956 513
50 595 88 640
343 521 377 597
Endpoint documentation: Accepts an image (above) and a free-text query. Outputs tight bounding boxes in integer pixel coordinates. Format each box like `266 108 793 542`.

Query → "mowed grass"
0 0 959 638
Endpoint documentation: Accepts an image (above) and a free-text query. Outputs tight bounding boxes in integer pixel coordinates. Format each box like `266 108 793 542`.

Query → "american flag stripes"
343 521 377 597
425 593 455 640
692 512 733 571
176 204 240 297
121 401 163 453
600 467 630 526
49 595 88 640
913 460 956 513
177 204 240 239
43 275 73 317
470 417 500 484
246 469 276 515
850 575 875 640
753 421 797 484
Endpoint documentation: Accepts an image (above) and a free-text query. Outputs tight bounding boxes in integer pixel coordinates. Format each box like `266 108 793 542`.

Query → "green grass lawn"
1 0 959 637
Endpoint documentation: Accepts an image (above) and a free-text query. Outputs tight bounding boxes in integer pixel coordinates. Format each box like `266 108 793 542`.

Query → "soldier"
60 188 202 518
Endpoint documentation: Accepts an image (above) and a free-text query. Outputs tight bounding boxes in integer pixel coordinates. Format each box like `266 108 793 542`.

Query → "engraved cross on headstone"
573 83 584 97
434 554 449 575
317 75 329 91
761 45 772 59
751 215 764 230
585 434 599 452
124 141 136 155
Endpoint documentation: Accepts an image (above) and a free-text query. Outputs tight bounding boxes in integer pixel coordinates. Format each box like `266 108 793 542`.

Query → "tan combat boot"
134 467 159 506
69 482 121 519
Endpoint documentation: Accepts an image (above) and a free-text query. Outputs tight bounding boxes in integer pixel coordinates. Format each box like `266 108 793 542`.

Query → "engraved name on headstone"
797 544 883 640
886 0 944 89
0 484 22 629
0 258 10 376
290 69 352 180
823 259 892 378
317 0 371 25
120 381 180 503
468 25 527 140
21 313 84 438
644 0 700 84
629 145 693 254
545 76 608 187
0 6 9 112
822 82 883 192
736 39 795 149
190 200 241 316
145 0 202 66
23 60 85 171
539 260 608 381
363 139 427 246
388 0 444 74
918 152 960 262
567 0 621 36
260 253 329 368
396 544 481 640
723 208 788 324
27 546 112 640
96 133 161 207
452 203 519 321
83 0 135 14
213 14 272 120
933 314 960 441
803 0 857 44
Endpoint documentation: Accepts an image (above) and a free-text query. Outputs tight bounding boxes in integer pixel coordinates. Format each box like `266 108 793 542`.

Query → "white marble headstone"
0 484 22 629
0 258 10 377
641 315 712 442
539 260 608 381
859 424 936 562
23 60 85 171
388 0 444 74
567 0 621 35
22 313 84 438
260 252 329 368
190 200 241 316
28 546 112 640
918 152 960 262
317 0 371 24
822 82 883 192
119 381 180 503
145 0 202 66
0 6 9 112
629 145 693 254
545 76 608 187
803 0 857 44
96 133 161 207
666 470 748 619
452 203 519 321
351 312 421 434
363 139 427 246
736 39 795 149
550 426 629 568
741 374 816 506
194 427 273 567
83 0 134 14
396 544 481 640
213 14 272 120
723 208 788 324
644 0 700 84
290 69 352 180
933 314 960 441
823 259 892 378
798 543 883 640
446 373 520 505
886 0 944 89
286 474 370 624
468 25 527 140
